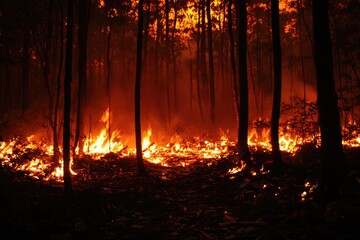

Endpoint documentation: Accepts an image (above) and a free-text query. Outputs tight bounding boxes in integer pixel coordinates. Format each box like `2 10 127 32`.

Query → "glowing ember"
227 161 247 175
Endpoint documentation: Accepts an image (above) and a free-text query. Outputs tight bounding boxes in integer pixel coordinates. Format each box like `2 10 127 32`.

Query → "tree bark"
21 23 30 115
228 0 239 123
235 0 250 162
63 0 73 194
74 0 90 156
165 0 171 124
313 0 345 199
206 0 215 123
135 0 146 176
270 0 283 169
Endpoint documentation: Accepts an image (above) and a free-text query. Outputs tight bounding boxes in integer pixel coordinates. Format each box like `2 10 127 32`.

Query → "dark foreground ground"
1 149 360 240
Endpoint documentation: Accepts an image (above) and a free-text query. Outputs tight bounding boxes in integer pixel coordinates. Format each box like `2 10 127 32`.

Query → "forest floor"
1 148 360 240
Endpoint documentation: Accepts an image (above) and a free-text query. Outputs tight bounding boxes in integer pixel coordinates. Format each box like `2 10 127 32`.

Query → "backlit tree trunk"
313 0 345 199
206 0 215 123
228 0 239 122
135 0 146 176
74 0 90 155
270 0 283 169
235 0 250 162
21 23 30 115
63 0 73 194
165 0 171 124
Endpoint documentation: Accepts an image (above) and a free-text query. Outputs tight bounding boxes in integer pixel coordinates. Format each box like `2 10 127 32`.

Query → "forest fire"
1 111 360 183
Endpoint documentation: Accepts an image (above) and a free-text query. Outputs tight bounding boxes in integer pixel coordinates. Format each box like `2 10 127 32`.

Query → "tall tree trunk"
53 2 65 160
106 19 113 152
74 0 90 156
270 0 283 169
22 24 30 115
228 0 239 122
143 0 151 76
188 41 193 113
206 0 215 123
196 3 205 122
165 0 171 124
172 1 178 113
201 0 208 86
135 0 146 176
235 0 250 162
298 0 307 128
313 0 345 200
63 0 73 194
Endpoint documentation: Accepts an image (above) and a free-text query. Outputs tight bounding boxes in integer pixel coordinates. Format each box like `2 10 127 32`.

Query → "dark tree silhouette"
74 0 90 155
63 0 73 194
235 0 250 163
165 0 171 124
270 0 283 169
21 3 30 115
228 0 239 122
135 0 146 176
313 0 345 199
206 0 215 123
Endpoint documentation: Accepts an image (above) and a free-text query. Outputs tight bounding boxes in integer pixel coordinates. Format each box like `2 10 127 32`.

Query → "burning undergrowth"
1 99 360 185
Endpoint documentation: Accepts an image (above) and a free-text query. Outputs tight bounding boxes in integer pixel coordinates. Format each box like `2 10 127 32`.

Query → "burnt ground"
1 148 360 240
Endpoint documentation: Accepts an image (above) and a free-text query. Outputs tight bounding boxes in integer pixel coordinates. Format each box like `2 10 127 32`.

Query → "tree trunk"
21 24 30 115
313 0 345 200
201 0 208 86
74 0 90 156
270 0 283 169
235 0 250 162
135 0 146 176
172 1 178 113
106 20 113 152
196 3 205 122
53 2 65 160
165 0 171 124
63 0 73 194
298 0 307 129
206 0 215 123
228 0 239 123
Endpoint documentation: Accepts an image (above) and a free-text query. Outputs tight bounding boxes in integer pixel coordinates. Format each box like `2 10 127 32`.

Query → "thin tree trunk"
201 0 208 86
206 0 215 123
106 19 113 152
270 0 283 169
53 2 65 160
235 0 250 163
298 1 307 127
63 0 73 194
172 1 178 113
21 24 30 115
135 0 146 176
165 0 171 124
228 0 239 122
74 0 90 156
188 41 193 113
196 3 205 122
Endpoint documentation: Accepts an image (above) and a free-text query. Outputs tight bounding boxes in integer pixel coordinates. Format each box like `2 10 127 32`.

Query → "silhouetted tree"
270 0 283 169
313 0 345 199
135 0 146 176
235 0 250 162
74 0 91 155
228 0 239 124
63 0 73 194
206 0 215 123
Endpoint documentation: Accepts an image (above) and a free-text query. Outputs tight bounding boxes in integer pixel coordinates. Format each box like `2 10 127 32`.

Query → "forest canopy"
0 0 359 144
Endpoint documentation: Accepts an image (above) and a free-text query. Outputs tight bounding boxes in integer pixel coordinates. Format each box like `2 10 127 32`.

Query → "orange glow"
1 109 360 183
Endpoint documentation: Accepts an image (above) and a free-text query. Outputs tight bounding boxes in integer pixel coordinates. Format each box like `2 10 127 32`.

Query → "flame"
82 108 126 156
2 109 360 183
